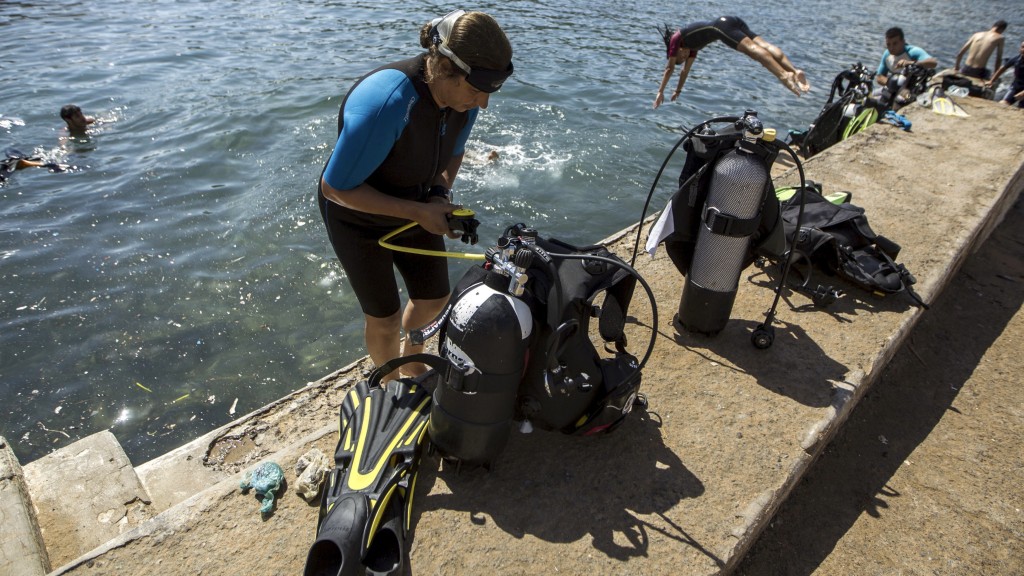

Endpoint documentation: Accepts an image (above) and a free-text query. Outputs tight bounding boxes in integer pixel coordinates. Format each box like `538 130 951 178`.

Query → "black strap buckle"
703 206 761 237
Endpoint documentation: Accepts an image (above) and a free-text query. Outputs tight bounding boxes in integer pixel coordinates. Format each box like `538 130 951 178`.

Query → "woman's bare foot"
795 70 811 93
780 72 802 96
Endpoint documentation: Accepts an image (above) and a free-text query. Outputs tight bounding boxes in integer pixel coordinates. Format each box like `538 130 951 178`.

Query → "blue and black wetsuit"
318 54 478 317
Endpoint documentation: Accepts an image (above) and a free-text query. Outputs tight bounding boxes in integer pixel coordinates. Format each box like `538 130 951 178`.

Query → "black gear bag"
777 182 926 307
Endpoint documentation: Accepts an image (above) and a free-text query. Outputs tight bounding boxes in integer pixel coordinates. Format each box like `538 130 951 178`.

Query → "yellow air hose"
377 208 486 261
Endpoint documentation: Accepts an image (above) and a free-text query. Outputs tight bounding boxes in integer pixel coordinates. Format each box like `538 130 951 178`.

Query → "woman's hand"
653 91 665 109
416 200 461 236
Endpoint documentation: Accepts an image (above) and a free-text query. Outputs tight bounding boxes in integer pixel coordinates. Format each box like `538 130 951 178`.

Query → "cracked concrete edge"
715 167 1024 574
717 321 924 570
47 422 337 576
20 430 158 568
0 436 52 576
134 355 370 511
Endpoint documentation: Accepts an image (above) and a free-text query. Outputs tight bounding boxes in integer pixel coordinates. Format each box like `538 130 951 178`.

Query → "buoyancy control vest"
776 182 925 306
513 230 641 434
655 111 787 335
794 63 878 158
426 224 651 469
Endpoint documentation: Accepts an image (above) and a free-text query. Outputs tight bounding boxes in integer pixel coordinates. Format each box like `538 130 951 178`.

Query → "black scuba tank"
676 114 772 335
428 257 533 469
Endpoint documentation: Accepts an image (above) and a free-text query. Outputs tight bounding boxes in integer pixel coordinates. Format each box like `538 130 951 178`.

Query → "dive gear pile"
774 182 926 308
429 224 657 469
304 225 657 574
789 62 939 159
789 63 878 158
644 110 804 347
937 72 995 100
878 63 935 112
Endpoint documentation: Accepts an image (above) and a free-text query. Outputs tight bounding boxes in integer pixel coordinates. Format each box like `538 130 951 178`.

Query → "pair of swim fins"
929 87 970 117
303 354 444 576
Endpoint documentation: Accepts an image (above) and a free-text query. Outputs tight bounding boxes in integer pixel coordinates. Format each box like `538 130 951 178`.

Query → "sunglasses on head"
462 61 514 93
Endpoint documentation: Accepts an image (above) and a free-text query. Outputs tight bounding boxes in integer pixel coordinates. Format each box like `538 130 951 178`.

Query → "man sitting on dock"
955 20 1007 80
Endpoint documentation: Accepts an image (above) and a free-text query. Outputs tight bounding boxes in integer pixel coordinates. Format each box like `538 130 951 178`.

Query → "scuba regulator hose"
495 224 659 379
753 138 808 349
377 208 486 260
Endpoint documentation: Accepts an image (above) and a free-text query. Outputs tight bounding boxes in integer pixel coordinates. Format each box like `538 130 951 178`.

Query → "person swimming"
60 104 95 135
653 16 811 109
0 148 67 184
1 105 87 184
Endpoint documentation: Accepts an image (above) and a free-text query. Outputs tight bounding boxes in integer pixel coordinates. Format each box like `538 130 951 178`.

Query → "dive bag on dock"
777 182 923 305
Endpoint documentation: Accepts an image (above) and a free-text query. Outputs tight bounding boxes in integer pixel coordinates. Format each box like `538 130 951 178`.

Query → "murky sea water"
1 0 1017 463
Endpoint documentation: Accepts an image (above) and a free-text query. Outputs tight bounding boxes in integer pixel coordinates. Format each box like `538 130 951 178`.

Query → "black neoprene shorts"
318 192 450 318
681 16 757 51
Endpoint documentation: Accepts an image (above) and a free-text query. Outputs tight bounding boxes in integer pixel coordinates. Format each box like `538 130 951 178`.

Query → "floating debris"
37 421 70 439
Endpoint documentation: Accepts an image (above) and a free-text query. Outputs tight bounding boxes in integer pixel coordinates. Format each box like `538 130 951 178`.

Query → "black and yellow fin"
303 354 445 576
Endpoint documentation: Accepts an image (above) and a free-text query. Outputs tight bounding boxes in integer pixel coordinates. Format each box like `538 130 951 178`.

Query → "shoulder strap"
368 353 450 386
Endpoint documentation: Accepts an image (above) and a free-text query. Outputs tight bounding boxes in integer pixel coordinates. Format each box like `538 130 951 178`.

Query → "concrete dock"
4 96 1022 575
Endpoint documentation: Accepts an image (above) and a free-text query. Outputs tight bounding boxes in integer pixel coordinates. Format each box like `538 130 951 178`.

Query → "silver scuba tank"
428 247 533 469
675 114 771 335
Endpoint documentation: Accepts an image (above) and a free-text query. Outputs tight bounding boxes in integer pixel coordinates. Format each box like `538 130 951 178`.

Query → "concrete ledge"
48 425 339 575
42 96 1024 575
409 97 1023 575
22 431 152 568
0 436 50 576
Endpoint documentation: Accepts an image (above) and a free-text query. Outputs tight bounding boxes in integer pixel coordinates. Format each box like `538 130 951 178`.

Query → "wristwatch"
426 185 451 201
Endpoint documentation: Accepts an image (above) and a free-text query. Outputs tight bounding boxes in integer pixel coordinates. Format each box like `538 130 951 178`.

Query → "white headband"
430 9 472 75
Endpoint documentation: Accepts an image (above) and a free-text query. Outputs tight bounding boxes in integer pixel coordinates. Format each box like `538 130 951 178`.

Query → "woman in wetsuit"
653 16 810 108
318 10 513 380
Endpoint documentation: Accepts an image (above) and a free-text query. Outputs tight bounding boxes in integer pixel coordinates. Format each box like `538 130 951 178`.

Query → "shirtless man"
954 20 1007 80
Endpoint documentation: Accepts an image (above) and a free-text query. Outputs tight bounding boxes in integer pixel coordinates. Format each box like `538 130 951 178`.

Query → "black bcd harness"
661 126 787 275
774 182 927 308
